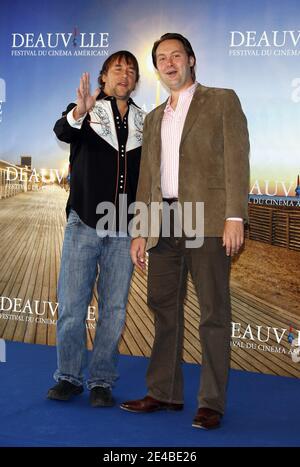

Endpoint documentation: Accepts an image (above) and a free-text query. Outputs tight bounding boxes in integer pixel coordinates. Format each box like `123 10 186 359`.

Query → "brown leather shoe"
192 407 222 429
120 395 183 413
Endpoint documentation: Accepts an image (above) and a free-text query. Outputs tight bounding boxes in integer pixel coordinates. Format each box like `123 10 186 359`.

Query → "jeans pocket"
66 209 81 227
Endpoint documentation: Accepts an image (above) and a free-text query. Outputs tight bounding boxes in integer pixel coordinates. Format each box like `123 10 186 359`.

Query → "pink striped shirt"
161 82 197 198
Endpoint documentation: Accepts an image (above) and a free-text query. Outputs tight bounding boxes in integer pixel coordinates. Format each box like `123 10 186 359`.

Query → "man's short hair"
98 50 140 89
152 33 196 82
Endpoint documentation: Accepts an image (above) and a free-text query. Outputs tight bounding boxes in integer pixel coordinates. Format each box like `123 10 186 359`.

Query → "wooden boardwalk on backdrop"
0 186 299 377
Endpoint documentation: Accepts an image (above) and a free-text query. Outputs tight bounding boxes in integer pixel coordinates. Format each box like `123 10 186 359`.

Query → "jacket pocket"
66 209 82 227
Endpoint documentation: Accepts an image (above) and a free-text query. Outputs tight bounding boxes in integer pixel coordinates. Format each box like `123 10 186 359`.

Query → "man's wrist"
73 106 86 121
67 107 87 129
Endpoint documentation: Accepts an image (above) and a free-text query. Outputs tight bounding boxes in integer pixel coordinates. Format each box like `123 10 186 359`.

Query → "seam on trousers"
169 254 185 402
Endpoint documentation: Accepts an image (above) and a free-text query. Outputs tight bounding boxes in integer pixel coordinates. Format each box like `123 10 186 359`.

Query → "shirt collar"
180 81 198 97
164 81 198 113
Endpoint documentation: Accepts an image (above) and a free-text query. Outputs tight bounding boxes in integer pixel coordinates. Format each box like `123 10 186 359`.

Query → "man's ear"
189 57 195 67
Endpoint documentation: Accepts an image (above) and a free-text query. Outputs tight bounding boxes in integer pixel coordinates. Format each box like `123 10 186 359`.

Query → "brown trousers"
146 217 231 414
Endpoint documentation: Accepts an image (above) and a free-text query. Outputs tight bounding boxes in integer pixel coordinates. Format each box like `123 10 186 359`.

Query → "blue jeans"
54 210 133 389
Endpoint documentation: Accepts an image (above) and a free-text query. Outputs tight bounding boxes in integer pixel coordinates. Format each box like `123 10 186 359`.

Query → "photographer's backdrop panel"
0 0 299 376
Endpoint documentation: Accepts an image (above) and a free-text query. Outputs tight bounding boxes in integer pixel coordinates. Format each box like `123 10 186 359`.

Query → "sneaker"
47 380 84 401
89 386 115 407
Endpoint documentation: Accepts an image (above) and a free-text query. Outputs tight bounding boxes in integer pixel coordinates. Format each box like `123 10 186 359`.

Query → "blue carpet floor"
0 341 299 447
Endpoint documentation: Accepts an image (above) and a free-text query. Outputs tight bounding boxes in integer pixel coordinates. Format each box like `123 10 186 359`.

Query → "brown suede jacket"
133 84 250 250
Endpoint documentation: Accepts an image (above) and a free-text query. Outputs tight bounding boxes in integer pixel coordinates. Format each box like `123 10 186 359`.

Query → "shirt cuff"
226 217 243 221
66 108 87 129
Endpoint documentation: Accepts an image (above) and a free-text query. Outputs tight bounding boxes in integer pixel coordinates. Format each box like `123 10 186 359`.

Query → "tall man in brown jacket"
121 33 250 429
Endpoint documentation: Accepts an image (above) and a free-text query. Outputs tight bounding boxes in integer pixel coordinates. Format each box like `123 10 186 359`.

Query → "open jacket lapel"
151 103 166 166
179 84 209 150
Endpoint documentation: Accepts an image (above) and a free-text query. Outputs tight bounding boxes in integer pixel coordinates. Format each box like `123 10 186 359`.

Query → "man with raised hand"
47 51 145 407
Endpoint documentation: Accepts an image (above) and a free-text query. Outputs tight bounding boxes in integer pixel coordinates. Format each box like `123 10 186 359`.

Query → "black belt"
162 197 178 204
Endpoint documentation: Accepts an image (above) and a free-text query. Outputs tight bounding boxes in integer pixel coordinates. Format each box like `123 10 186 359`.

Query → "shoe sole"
47 387 84 401
120 405 183 413
192 422 220 430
